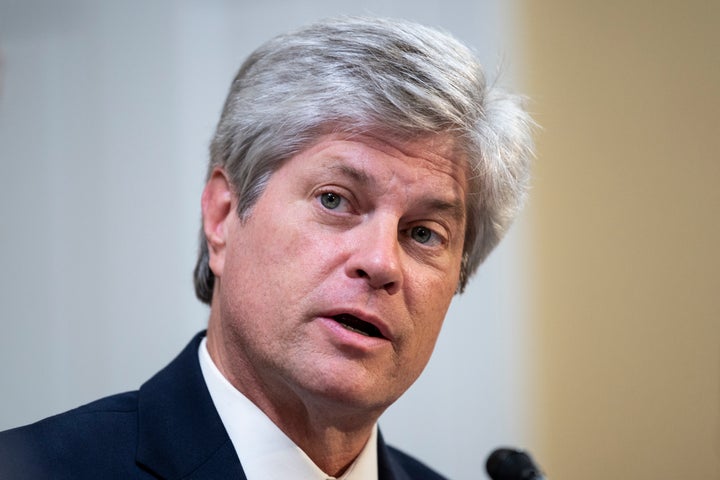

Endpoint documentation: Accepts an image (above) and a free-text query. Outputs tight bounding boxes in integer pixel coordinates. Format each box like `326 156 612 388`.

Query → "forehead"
291 133 468 191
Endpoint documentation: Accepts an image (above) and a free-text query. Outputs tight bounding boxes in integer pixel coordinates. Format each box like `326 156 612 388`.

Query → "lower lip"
317 317 391 352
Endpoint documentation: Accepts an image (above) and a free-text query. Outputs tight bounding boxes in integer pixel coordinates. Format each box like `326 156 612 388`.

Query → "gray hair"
194 16 534 303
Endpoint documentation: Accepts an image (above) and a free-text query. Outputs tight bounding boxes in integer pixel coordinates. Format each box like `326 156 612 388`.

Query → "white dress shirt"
198 338 379 480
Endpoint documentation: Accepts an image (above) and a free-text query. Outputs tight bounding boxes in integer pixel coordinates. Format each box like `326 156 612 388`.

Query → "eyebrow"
419 197 466 224
327 163 466 224
328 164 372 185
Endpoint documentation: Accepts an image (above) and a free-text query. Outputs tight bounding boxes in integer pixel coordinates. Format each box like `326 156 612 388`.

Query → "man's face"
204 134 467 414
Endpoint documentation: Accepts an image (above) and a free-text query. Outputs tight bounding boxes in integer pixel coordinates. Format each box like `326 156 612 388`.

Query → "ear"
201 168 234 279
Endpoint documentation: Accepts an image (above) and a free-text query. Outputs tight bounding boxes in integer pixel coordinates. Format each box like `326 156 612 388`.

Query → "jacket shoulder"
385 445 449 480
0 391 147 479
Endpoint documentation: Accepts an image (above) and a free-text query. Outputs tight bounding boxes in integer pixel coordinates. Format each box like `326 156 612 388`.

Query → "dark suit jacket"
0 332 447 479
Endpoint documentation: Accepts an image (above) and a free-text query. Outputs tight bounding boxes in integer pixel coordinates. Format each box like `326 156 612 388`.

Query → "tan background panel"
520 0 720 478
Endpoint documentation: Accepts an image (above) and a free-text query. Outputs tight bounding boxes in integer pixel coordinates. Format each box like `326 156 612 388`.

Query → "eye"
319 191 343 210
410 225 439 245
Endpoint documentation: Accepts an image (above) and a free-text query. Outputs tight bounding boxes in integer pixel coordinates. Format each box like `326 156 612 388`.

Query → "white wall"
0 1 531 478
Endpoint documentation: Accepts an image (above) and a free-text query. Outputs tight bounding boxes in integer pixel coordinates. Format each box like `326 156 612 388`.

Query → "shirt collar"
198 337 379 480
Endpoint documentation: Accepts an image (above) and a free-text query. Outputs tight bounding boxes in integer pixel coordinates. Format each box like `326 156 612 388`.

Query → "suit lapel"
135 332 246 479
377 431 409 480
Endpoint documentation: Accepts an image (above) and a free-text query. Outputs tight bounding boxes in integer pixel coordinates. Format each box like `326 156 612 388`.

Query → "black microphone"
486 447 546 480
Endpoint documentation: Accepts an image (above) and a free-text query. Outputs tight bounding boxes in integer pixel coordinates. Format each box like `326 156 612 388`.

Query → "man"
0 17 533 479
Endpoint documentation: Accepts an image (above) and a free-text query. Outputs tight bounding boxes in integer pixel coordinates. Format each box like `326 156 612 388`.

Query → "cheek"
416 305 448 354
228 204 330 301
405 274 456 357
239 204 303 266
407 263 458 316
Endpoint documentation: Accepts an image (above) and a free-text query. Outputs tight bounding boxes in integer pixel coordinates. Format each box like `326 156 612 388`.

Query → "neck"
205 320 381 477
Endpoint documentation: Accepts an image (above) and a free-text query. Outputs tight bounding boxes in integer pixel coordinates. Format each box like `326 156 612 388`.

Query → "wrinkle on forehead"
328 164 372 186
321 132 468 191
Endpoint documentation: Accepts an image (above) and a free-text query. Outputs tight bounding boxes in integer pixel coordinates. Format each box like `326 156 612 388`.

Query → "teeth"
339 322 371 336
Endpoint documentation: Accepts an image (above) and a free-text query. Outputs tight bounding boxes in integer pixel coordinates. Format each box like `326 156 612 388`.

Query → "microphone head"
486 447 545 480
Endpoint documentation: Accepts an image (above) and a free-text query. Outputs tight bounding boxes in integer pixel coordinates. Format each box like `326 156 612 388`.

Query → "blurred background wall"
0 1 532 479
3 1 718 479
520 0 720 478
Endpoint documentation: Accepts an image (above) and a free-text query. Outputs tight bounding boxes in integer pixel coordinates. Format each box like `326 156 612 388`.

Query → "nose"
345 216 403 294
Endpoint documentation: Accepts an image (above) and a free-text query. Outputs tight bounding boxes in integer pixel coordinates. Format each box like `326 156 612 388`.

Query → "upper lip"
319 307 394 341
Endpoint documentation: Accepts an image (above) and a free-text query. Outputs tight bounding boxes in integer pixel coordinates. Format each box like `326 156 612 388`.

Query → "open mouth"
332 314 385 339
